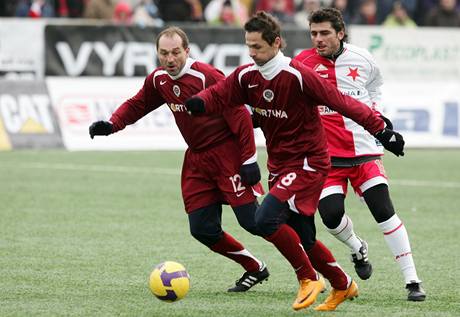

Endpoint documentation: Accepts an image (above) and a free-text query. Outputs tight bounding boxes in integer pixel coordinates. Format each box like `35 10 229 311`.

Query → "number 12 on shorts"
229 174 246 193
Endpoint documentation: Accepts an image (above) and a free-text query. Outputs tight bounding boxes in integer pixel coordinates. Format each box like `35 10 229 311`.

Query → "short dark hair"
155 26 189 50
244 11 286 48
309 8 348 42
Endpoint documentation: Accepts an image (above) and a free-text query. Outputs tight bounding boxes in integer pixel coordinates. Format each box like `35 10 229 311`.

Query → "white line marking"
0 162 180 176
1 162 459 188
390 179 460 189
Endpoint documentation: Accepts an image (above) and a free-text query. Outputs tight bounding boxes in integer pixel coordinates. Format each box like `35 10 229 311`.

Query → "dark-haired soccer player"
294 7 425 301
186 11 405 311
89 26 269 293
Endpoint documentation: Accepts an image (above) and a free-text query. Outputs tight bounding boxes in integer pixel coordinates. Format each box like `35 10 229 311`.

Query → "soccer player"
185 11 405 311
293 7 426 301
88 26 270 292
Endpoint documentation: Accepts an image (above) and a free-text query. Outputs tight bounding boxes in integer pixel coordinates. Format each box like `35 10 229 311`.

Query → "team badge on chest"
173 85 181 97
263 89 274 102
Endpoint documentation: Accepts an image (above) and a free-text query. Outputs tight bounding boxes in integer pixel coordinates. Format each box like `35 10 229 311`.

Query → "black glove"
380 114 393 130
239 162 261 186
185 97 205 115
89 121 113 139
375 128 405 157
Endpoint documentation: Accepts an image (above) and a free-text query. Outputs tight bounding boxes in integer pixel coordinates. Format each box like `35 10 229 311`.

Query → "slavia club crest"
263 89 274 102
173 85 181 97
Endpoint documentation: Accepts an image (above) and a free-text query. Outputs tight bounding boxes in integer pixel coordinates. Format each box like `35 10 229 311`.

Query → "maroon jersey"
197 52 384 174
109 58 256 163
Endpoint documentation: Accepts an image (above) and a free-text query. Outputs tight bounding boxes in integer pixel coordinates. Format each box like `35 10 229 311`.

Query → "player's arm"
301 65 405 156
203 65 260 185
222 106 260 185
89 74 165 138
365 58 394 129
366 55 384 111
185 69 247 115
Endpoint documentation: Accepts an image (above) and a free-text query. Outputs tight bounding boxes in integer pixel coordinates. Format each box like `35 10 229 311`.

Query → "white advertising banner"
0 19 45 79
349 26 460 81
46 77 459 150
382 81 460 147
46 77 187 151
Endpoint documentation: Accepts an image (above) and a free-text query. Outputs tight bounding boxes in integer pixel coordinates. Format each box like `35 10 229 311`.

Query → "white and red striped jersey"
295 43 384 158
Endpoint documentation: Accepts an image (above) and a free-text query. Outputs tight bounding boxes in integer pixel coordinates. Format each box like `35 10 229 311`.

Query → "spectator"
205 0 249 26
414 0 438 24
424 0 460 26
383 0 417 26
240 0 255 15
331 0 353 24
132 0 164 27
113 0 133 24
54 0 85 17
158 0 204 22
256 0 295 13
351 0 378 24
16 0 55 17
83 0 114 20
264 0 296 24
377 0 417 24
256 0 296 24
0 0 19 16
294 0 321 28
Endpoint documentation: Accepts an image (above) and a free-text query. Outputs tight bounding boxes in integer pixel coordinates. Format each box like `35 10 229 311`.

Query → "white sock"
378 214 421 284
326 214 363 254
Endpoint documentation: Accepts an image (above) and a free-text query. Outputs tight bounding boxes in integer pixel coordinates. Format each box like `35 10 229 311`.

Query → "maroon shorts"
268 169 326 216
320 159 388 199
181 138 264 213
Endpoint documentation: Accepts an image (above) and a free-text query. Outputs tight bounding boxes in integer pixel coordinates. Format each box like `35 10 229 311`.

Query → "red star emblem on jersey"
347 67 360 81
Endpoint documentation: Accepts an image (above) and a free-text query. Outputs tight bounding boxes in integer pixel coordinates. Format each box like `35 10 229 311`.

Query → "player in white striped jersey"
294 8 425 301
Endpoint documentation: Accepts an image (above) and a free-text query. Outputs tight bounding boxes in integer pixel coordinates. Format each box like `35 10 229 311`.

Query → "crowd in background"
1 0 459 27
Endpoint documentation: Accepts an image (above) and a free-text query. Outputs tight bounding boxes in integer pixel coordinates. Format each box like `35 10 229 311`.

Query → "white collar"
169 57 196 80
255 51 291 80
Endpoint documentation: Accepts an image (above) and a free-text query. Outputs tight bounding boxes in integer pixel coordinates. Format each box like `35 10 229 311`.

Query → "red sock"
306 240 349 290
210 232 260 272
265 224 317 280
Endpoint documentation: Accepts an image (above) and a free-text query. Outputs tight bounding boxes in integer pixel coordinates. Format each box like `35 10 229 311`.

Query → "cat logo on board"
263 89 274 102
173 85 181 97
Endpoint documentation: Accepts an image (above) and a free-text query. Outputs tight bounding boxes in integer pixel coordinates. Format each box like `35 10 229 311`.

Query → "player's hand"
185 97 205 115
239 162 261 186
380 114 393 130
89 120 113 139
374 128 405 157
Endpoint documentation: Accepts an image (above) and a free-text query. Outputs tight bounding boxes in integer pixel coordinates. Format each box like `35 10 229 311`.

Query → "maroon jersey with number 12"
109 58 261 212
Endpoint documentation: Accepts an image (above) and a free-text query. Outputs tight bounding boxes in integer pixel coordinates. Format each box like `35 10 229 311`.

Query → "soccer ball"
149 261 190 302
